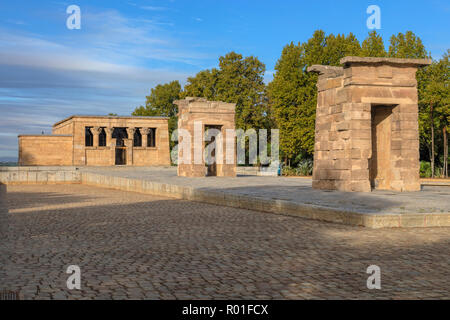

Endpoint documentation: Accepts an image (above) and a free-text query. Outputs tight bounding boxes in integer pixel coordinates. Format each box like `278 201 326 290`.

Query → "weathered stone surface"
309 56 427 192
307 65 344 77
340 56 432 67
2 183 450 300
1 166 449 229
19 135 73 166
18 115 171 167
174 98 236 177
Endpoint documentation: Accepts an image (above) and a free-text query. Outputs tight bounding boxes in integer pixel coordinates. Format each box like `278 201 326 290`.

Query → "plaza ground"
1 184 449 299
2 166 449 228
82 166 450 216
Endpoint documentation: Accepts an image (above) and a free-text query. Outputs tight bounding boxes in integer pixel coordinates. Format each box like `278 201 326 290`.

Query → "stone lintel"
174 97 236 117
307 65 344 78
340 56 432 68
18 134 72 137
175 97 235 109
53 115 169 128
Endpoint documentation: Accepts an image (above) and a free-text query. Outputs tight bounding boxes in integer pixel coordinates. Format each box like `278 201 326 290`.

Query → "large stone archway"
174 97 236 177
308 56 431 192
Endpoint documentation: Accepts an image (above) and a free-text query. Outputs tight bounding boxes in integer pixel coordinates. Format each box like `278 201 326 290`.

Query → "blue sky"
0 0 449 159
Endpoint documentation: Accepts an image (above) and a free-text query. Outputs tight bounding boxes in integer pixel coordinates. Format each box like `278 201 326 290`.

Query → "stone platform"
1 166 449 228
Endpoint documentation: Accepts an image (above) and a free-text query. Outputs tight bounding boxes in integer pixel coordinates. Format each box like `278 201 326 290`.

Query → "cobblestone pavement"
1 184 449 300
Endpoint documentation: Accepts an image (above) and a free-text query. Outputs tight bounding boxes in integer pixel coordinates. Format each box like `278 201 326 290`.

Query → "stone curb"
1 169 449 229
0 170 81 184
80 172 450 229
0 182 6 215
420 179 450 186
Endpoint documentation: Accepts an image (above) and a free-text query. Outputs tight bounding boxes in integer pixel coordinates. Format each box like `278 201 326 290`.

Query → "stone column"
125 128 135 165
110 137 117 166
307 57 430 192
91 127 102 147
124 138 133 165
126 128 136 143
141 128 150 147
105 127 114 147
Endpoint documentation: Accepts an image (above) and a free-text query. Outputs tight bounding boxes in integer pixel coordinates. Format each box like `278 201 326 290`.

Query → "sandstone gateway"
308 57 431 192
175 97 236 177
18 115 171 166
17 57 430 192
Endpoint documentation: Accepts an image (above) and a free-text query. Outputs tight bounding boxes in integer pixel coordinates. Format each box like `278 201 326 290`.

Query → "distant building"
18 115 171 166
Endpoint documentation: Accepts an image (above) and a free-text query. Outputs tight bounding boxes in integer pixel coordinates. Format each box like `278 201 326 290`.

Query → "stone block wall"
58 116 170 166
18 115 171 166
85 148 113 166
0 167 81 184
18 135 73 166
308 57 431 192
175 98 236 177
132 148 167 166
52 121 73 135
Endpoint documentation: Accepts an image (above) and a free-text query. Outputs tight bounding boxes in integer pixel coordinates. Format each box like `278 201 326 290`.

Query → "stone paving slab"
1 166 449 228
420 178 450 186
79 167 450 228
2 184 450 300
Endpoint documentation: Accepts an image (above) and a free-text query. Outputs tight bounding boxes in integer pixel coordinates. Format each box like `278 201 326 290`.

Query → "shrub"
281 160 313 176
297 159 313 176
282 166 297 176
420 161 432 178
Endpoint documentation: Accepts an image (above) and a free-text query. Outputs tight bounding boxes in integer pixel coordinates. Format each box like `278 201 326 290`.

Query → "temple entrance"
205 125 222 176
115 147 126 165
113 127 128 166
370 105 394 190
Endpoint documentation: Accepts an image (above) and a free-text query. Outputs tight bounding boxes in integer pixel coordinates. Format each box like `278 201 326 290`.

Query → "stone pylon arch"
308 56 431 192
174 97 236 177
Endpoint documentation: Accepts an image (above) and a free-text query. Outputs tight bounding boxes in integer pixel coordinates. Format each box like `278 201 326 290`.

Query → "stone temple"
18 115 171 166
174 97 236 177
308 56 431 192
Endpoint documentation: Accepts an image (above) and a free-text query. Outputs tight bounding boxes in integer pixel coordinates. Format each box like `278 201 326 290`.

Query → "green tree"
132 80 182 147
216 52 267 130
361 31 386 57
388 31 437 174
267 42 306 163
268 30 363 165
324 32 361 65
388 31 427 58
183 52 268 130
419 50 450 177
182 69 218 100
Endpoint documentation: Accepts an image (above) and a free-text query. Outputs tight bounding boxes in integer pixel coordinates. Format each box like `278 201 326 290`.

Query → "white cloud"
5 19 27 25
140 6 167 11
0 8 213 157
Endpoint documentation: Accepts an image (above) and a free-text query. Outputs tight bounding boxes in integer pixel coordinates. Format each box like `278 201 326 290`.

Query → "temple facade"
308 56 431 192
18 115 171 166
175 97 236 177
